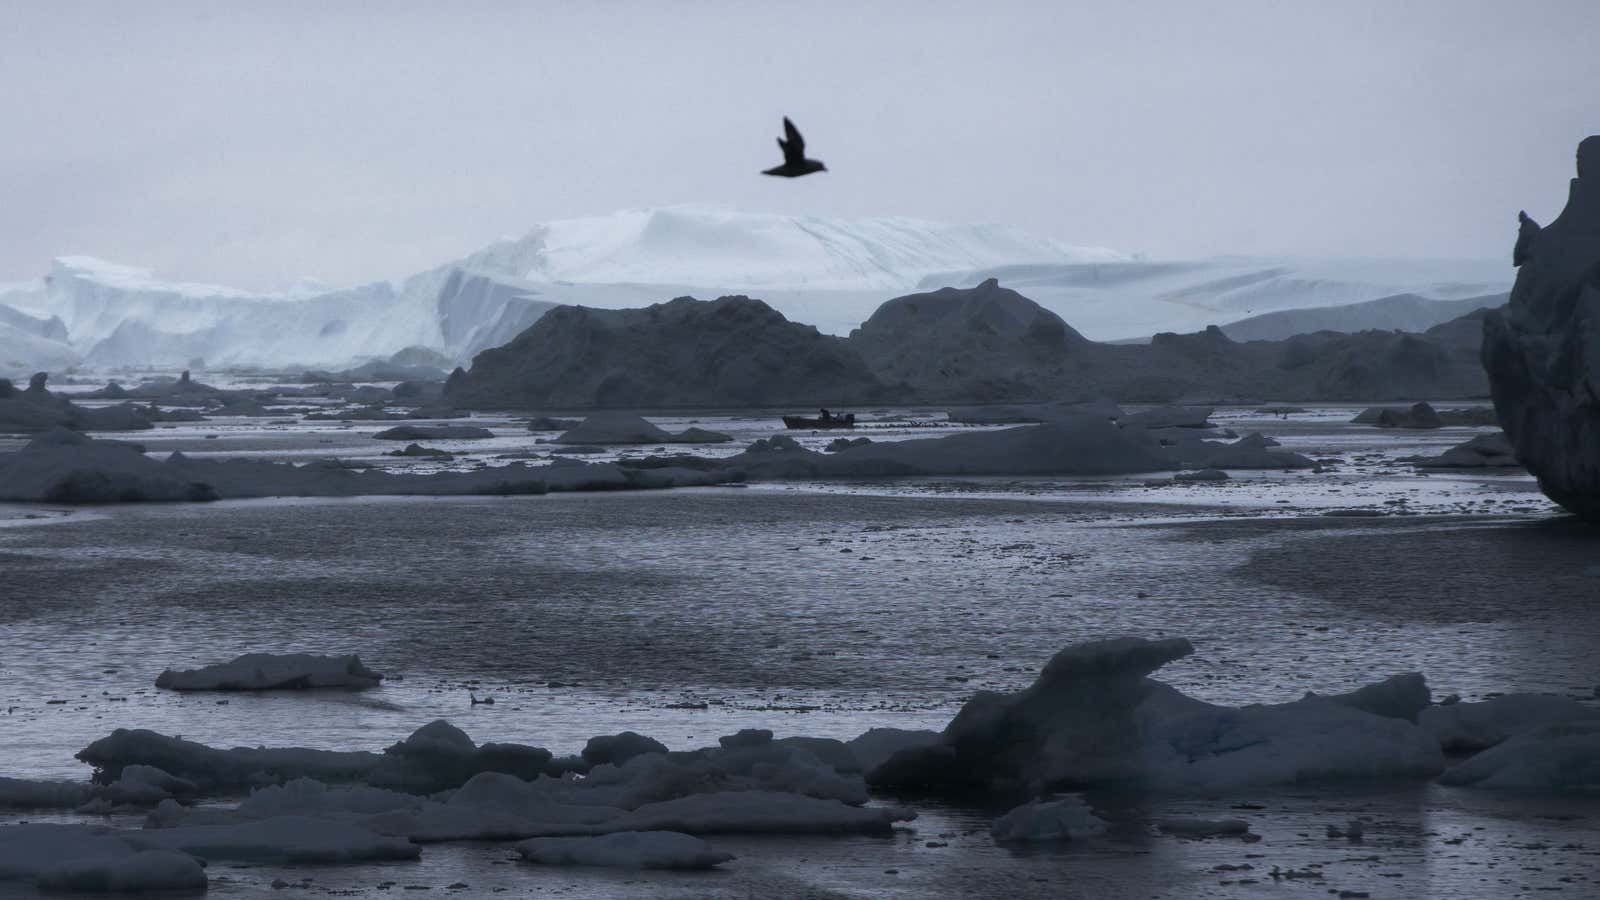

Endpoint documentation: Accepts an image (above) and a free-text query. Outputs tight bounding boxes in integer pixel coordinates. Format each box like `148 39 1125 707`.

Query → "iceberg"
155 653 383 691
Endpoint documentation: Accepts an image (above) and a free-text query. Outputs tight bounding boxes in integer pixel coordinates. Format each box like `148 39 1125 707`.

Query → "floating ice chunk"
676 426 733 443
1353 402 1443 428
557 413 677 444
747 751 868 805
98 765 198 806
582 732 668 767
556 412 729 445
1437 720 1600 790
0 824 206 893
36 849 207 895
1136 687 1445 791
78 728 384 791
371 424 494 441
155 653 383 691
990 796 1107 842
1306 672 1431 723
78 720 552 794
1174 468 1229 482
1155 817 1252 838
237 778 422 818
1420 695 1600 753
0 776 95 808
718 728 774 749
515 831 734 869
770 736 862 774
603 790 912 835
845 728 941 778
870 636 1443 795
1404 432 1520 469
127 815 420 863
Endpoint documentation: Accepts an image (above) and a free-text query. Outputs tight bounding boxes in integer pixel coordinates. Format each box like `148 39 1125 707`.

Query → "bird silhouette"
763 117 827 178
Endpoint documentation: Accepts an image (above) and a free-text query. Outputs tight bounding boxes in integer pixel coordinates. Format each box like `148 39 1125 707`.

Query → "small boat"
783 413 856 430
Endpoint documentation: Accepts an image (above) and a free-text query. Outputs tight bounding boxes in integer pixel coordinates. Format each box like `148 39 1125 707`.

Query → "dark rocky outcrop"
445 282 1491 411
1483 136 1600 520
0 372 156 433
445 296 888 409
371 425 494 441
850 278 1089 402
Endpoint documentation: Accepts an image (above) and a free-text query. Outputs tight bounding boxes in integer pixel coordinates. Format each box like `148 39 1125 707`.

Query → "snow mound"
155 653 383 691
515 831 734 870
991 796 1107 842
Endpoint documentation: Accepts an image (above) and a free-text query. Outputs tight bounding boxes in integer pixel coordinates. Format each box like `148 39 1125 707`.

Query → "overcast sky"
2 0 1596 290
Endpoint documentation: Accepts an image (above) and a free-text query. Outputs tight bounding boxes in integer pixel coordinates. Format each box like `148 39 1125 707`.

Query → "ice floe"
868 636 1443 795
0 824 206 894
990 796 1107 842
155 653 383 691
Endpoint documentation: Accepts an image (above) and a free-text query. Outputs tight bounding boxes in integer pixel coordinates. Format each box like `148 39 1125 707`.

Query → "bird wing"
781 117 806 164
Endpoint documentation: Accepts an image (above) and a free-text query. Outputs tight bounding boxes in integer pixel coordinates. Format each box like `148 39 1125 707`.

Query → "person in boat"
819 408 832 422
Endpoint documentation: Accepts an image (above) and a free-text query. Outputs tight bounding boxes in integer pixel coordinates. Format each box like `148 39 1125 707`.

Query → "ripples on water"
2 407 1598 898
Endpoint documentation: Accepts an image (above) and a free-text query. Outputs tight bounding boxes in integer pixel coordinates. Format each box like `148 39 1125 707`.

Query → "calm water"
2 406 1597 898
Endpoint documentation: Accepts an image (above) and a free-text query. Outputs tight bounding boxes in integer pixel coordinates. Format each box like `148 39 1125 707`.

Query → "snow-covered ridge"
0 207 1109 372
522 205 1125 291
0 206 1513 372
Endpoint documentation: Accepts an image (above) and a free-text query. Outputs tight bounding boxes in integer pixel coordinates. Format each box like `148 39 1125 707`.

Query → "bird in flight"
763 117 827 178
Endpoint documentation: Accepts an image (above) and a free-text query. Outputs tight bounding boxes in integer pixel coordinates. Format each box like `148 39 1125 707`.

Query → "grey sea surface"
1 404 1596 898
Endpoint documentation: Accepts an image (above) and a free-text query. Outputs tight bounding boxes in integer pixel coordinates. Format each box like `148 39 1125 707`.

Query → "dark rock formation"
1482 136 1600 520
0 373 156 433
445 283 1491 411
849 278 1089 401
371 425 494 441
445 296 887 409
